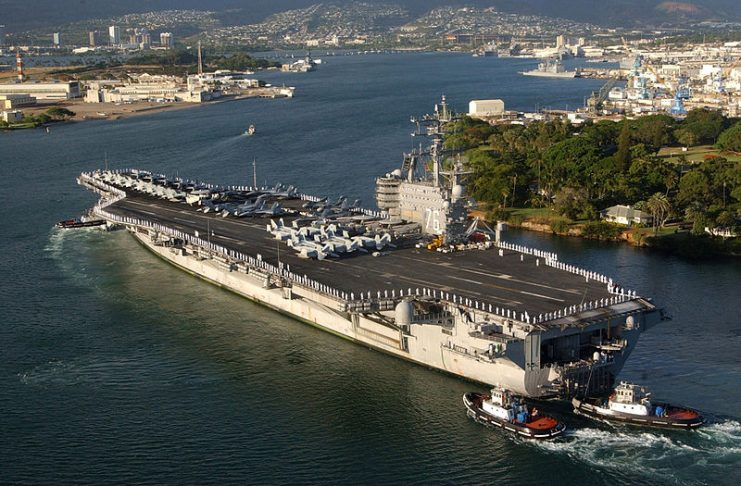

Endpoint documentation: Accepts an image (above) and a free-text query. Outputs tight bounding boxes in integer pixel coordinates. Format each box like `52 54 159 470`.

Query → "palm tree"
646 193 671 233
684 202 707 235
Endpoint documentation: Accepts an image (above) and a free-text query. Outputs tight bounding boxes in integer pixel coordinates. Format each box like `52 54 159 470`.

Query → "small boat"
572 382 704 429
246 124 256 136
463 387 566 439
55 218 107 229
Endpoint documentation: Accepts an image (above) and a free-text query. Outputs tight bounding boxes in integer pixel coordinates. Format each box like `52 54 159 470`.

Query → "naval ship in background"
521 58 578 78
76 97 662 399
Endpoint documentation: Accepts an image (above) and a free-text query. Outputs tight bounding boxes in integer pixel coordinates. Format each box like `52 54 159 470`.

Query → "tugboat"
572 382 704 429
463 387 566 439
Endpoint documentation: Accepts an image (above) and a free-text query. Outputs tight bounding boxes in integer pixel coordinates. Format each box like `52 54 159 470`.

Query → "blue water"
1 52 739 485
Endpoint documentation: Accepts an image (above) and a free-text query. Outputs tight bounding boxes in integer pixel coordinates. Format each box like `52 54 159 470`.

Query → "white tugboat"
572 382 704 429
463 387 566 439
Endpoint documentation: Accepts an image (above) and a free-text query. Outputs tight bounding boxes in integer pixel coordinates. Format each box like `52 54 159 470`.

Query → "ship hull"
125 229 560 395
520 71 576 78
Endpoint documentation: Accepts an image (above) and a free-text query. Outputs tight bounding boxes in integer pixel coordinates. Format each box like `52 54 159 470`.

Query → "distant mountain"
2 0 740 32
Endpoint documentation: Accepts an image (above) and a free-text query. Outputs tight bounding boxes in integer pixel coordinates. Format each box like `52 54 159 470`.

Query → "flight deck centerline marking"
518 291 565 303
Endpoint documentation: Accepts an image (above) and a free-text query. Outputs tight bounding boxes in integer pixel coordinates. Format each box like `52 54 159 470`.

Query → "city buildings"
160 32 173 49
88 31 104 47
52 32 61 47
108 25 121 46
129 28 151 49
596 42 741 117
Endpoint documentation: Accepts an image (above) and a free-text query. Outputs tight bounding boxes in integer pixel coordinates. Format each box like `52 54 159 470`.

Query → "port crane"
586 78 619 113
715 56 741 94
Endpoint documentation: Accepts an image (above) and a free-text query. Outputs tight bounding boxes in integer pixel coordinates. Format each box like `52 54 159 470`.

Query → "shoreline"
10 90 290 127
471 209 740 259
512 217 740 259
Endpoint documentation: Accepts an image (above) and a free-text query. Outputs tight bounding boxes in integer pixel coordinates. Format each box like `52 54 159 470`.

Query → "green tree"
716 122 741 152
715 211 737 231
467 149 517 206
681 108 726 144
214 52 277 71
684 202 708 235
633 114 675 151
674 128 698 147
553 187 593 220
626 156 667 203
45 107 75 120
615 122 632 172
444 132 479 152
646 192 671 233
677 170 712 208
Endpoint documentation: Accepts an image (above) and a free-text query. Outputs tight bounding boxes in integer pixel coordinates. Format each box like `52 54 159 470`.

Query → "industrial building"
0 94 36 109
1 110 23 123
468 99 505 118
84 79 218 104
0 81 81 100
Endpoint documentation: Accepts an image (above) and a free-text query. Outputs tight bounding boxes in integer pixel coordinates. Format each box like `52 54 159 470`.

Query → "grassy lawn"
658 145 741 164
6 122 38 130
508 207 555 219
632 226 679 238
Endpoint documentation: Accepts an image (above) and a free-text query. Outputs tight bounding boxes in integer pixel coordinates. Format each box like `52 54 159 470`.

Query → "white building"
52 32 61 46
108 25 120 46
1 109 23 123
601 205 652 225
85 82 217 104
0 81 80 100
160 32 173 49
469 99 505 118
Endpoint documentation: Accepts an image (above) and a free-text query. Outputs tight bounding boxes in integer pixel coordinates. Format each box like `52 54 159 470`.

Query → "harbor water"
1 52 739 485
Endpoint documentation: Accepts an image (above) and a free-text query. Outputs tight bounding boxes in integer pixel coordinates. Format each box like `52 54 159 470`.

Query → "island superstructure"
77 98 662 399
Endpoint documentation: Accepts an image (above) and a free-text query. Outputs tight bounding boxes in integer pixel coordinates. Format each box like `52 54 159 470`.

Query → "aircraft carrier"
77 98 662 399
